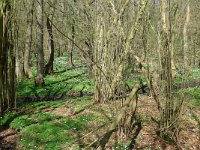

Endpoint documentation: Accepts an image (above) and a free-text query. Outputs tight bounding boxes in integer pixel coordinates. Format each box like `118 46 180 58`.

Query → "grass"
0 112 17 127
17 57 93 97
16 56 140 98
1 97 98 149
182 87 200 107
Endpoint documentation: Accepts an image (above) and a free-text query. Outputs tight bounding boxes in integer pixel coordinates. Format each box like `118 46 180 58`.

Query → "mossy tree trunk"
0 0 16 115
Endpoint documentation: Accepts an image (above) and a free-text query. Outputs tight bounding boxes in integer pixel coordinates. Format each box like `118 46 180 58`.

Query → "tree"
35 0 45 86
93 0 148 103
24 0 34 79
149 0 184 143
0 0 16 115
45 0 57 75
183 1 190 68
67 0 76 67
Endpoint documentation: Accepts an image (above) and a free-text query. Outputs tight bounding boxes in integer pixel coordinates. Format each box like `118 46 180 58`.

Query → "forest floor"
0 58 200 150
0 95 199 150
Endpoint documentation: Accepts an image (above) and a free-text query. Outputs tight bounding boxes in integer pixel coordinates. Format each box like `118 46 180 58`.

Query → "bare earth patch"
0 128 20 150
137 96 200 150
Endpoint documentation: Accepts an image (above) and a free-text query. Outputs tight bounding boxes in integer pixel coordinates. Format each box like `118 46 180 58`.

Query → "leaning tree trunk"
35 0 45 86
0 0 16 115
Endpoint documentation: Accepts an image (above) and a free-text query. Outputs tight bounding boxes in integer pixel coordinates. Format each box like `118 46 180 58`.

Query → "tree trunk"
35 0 45 86
59 38 64 57
45 17 55 75
156 0 183 140
15 45 22 81
183 2 190 68
67 0 76 67
58 0 65 57
24 0 34 79
93 0 148 103
0 0 16 115
68 24 75 67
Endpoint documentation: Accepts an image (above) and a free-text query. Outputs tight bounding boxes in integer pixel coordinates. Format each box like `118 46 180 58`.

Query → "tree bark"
24 0 34 79
45 17 55 75
93 0 148 103
35 0 45 86
67 0 76 67
183 2 190 68
0 0 16 115
67 26 75 67
15 43 22 81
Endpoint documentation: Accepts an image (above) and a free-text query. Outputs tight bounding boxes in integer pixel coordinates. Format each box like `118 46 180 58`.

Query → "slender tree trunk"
59 38 64 57
93 0 148 103
35 0 45 86
15 45 22 81
67 25 75 67
85 40 93 79
45 17 54 75
15 26 23 81
183 2 190 68
58 0 65 57
67 0 76 67
155 0 183 141
24 0 34 79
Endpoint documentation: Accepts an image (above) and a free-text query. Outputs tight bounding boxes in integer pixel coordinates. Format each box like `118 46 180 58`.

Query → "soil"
136 96 200 150
0 128 19 150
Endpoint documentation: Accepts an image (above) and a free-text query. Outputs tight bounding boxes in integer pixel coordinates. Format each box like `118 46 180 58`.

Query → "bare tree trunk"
15 42 22 81
15 26 23 81
58 0 65 57
93 0 148 103
67 0 76 67
35 0 45 86
24 0 34 79
154 0 183 141
59 38 64 57
45 17 54 75
183 2 190 68
68 25 75 67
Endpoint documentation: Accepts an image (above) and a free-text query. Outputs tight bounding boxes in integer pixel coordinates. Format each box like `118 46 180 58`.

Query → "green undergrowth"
16 57 141 98
0 112 17 127
0 96 108 149
174 68 200 84
183 87 200 107
17 57 93 97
